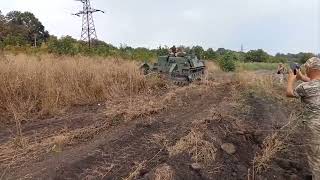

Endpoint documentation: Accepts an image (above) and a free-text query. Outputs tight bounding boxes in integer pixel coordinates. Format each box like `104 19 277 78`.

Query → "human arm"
286 71 297 98
296 70 310 82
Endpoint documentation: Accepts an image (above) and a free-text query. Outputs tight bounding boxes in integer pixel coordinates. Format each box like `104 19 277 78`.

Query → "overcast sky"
1 0 319 54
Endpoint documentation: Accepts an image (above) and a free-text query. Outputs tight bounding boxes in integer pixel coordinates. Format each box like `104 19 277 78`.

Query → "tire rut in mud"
6 83 231 180
52 84 231 180
4 79 311 180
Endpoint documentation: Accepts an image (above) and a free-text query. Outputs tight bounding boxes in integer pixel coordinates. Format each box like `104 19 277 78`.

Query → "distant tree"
235 52 246 62
3 34 27 46
266 56 287 63
132 47 156 61
91 39 108 47
47 36 78 55
203 48 217 60
191 46 205 59
216 48 227 56
218 52 236 72
5 11 49 46
0 11 6 41
245 49 269 62
155 46 169 56
298 52 314 64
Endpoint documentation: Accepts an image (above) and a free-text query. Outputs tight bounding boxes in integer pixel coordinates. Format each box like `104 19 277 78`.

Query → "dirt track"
0 76 311 180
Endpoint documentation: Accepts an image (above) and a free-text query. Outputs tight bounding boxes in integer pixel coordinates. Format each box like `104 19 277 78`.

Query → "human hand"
296 70 303 81
295 69 310 82
288 71 297 83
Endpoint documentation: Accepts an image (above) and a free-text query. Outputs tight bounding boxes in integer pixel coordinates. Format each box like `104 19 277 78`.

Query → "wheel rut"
5 82 231 180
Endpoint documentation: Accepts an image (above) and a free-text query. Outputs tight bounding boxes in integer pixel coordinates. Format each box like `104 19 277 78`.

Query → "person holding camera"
286 57 320 179
277 63 287 83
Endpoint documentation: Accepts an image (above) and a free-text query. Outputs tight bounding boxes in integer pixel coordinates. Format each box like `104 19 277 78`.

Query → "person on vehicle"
170 46 177 56
176 47 186 57
286 57 320 179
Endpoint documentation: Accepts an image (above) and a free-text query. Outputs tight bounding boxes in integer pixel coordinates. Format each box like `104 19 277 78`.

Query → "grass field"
0 54 164 123
0 54 310 179
236 62 278 71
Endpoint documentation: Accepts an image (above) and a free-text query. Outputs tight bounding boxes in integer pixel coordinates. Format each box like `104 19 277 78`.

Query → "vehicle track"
2 76 311 180
5 82 231 180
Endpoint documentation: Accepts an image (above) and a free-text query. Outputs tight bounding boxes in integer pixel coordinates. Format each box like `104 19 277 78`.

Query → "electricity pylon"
73 0 104 48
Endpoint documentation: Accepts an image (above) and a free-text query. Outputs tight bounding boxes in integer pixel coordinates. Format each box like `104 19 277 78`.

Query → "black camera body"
290 63 300 75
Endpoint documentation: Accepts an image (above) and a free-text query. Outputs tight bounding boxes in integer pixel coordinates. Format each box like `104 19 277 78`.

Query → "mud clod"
190 163 201 172
221 143 236 155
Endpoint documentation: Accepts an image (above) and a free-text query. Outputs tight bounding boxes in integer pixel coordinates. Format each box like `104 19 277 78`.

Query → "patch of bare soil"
0 76 311 180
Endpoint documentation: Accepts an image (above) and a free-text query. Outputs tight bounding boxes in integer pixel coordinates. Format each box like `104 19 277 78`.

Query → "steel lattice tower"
73 0 104 48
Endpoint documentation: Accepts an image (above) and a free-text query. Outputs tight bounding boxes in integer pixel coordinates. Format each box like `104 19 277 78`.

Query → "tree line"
0 10 316 64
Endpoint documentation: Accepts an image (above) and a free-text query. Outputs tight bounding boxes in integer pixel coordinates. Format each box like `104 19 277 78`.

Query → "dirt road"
0 76 311 180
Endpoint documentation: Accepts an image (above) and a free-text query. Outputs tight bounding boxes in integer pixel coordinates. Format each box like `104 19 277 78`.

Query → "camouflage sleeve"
293 83 306 98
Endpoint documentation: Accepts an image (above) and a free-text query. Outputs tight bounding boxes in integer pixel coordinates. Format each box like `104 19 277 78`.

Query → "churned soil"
0 76 311 180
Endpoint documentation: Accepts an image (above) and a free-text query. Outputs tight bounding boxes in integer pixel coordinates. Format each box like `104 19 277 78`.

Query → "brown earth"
0 75 311 180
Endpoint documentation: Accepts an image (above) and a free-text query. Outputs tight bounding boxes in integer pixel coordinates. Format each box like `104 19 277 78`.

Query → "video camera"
290 63 301 75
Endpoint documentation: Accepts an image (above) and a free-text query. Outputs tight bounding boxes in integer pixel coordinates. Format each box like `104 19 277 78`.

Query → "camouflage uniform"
294 57 320 179
277 66 287 84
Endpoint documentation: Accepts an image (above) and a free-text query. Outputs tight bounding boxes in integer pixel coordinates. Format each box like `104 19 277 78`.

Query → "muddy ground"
0 74 311 180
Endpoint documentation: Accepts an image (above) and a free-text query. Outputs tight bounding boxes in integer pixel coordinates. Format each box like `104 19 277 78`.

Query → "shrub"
245 49 270 62
299 53 314 64
218 52 236 72
47 36 78 55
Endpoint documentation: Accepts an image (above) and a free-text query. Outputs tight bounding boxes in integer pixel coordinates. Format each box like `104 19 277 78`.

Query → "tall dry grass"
0 54 153 123
235 71 285 99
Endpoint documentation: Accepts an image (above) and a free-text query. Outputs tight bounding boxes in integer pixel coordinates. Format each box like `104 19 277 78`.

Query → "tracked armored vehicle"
141 54 206 85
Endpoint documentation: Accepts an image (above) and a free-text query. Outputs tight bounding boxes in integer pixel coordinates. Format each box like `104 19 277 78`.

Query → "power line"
72 0 104 48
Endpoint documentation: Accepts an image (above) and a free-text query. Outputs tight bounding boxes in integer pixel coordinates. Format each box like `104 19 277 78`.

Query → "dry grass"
236 71 278 92
123 161 146 180
252 112 302 174
235 71 291 105
104 84 203 122
152 133 169 148
105 91 175 122
236 71 303 175
168 129 217 165
237 72 284 173
0 54 157 123
154 164 175 180
253 133 286 173
205 61 222 74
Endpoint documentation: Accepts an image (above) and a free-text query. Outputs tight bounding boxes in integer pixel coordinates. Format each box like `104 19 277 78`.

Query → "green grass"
236 62 278 71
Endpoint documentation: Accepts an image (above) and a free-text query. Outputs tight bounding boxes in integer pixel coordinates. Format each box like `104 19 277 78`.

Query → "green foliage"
3 34 27 46
266 56 287 63
245 49 269 62
216 48 228 56
0 41 4 49
191 46 205 59
155 46 169 56
275 52 315 64
0 11 5 41
203 48 217 60
4 11 49 46
47 36 78 55
218 52 236 72
233 52 246 62
131 47 156 61
92 42 117 57
299 53 314 64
